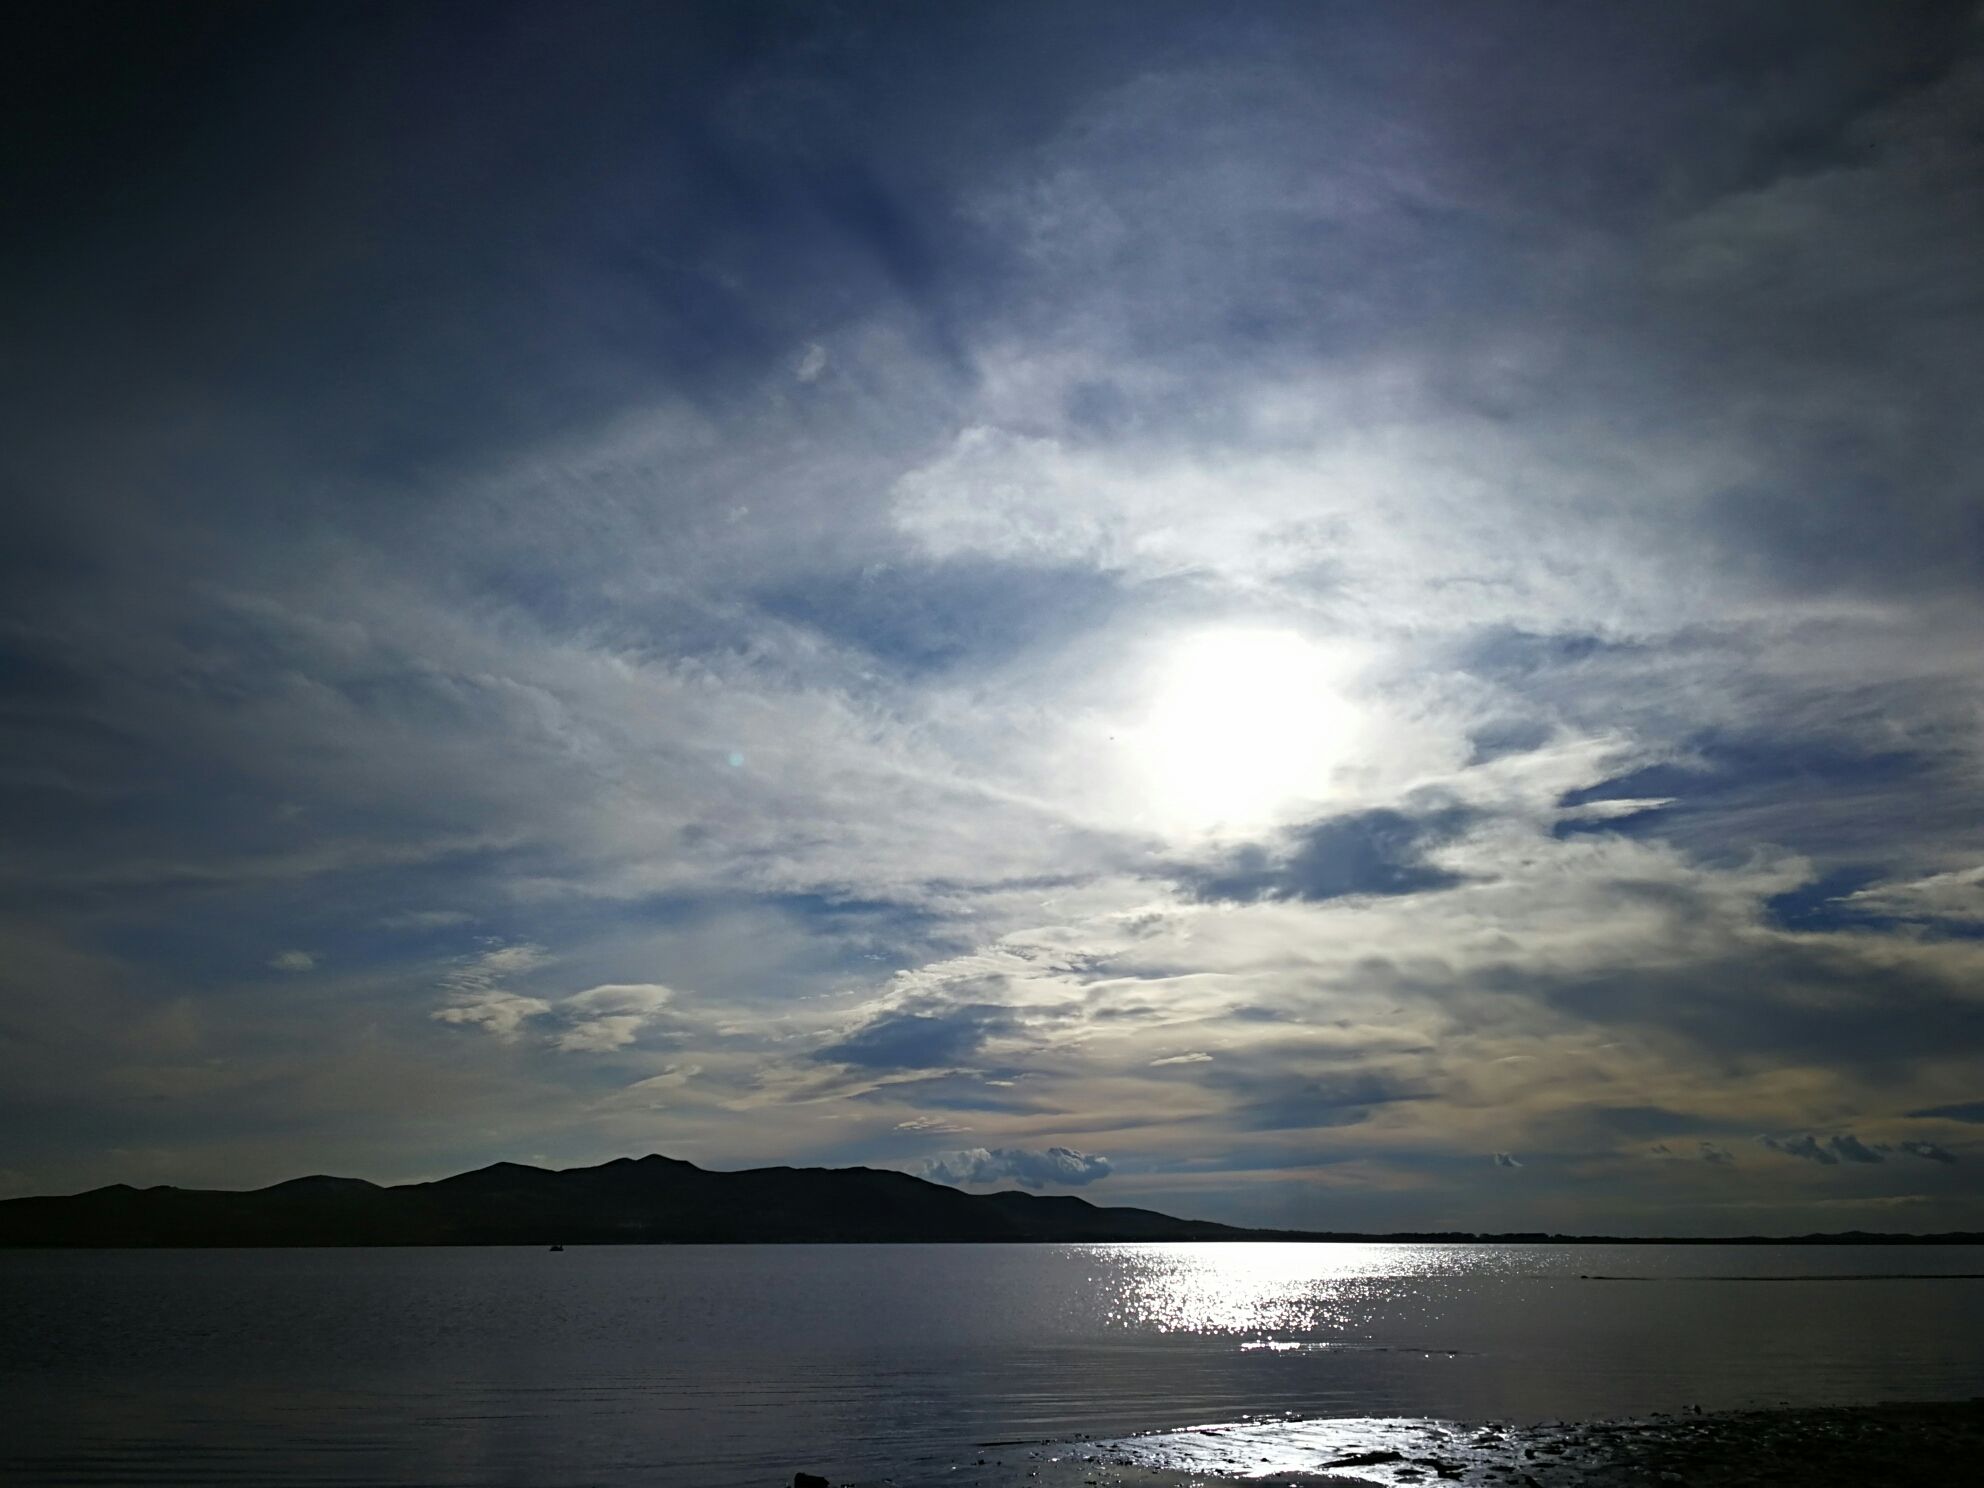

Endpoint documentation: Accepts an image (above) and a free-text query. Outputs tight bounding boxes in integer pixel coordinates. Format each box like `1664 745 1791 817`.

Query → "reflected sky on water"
3 1243 1981 1487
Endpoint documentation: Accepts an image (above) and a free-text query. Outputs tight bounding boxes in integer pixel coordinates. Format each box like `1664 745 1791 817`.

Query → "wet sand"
838 1399 1984 1487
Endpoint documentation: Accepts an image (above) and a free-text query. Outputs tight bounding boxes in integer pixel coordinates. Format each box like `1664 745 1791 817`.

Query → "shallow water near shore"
3 1242 1981 1486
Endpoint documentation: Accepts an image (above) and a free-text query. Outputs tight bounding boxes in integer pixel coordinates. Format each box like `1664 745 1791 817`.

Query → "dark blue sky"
3 0 1981 1232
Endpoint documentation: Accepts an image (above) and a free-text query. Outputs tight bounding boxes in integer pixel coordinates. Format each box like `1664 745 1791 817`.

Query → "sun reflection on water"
1090 1243 1495 1340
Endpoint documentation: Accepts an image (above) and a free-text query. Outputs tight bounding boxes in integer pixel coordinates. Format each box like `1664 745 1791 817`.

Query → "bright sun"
1128 627 1359 835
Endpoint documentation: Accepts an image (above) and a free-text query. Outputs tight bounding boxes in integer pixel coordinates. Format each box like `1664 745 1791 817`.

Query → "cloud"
1896 1140 1957 1165
431 944 555 1041
1828 1133 1886 1165
432 991 553 1041
1758 1134 1837 1165
439 944 552 1002
613 1064 701 1103
472 945 552 978
910 1145 1112 1189
268 950 315 973
1651 1141 1736 1165
1907 1102 1984 1124
895 1115 972 1134
7 3 1984 1231
551 984 675 1053
379 910 476 932
431 945 673 1053
1212 1068 1428 1134
1758 1133 1889 1166
1527 929 1984 1071
1582 1106 1726 1141
1836 866 1984 925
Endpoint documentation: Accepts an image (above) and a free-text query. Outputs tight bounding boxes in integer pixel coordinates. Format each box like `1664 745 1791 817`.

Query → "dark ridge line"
3 1153 1981 1248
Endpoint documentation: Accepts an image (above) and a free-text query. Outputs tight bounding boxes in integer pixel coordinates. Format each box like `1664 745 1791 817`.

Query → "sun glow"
1129 627 1360 834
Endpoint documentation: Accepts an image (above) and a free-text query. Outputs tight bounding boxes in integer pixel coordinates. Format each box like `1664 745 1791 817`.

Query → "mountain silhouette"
5 1156 1978 1247
0 1154 1249 1247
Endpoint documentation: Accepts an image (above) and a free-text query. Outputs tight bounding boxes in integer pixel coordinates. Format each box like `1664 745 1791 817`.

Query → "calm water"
2 1243 1981 1486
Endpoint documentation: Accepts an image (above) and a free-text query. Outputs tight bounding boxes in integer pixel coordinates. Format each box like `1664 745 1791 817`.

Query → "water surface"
3 1242 1980 1486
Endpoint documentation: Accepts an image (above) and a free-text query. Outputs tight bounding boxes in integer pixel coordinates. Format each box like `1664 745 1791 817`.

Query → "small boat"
549 1243 564 1252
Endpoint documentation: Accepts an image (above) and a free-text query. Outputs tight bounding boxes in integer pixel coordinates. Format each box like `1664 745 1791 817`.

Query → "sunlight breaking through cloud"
0 1 1979 1232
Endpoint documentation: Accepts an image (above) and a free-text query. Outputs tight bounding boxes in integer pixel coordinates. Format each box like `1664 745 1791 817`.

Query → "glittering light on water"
1087 1243 1504 1340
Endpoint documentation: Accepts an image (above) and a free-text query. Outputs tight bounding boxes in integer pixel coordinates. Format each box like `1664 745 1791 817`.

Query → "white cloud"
432 954 676 1055
910 1145 1113 1189
379 909 476 931
432 943 556 1041
474 944 553 978
432 991 553 1040
551 984 675 1053
268 950 316 972
614 1064 702 1100
1839 867 1984 925
437 943 553 1004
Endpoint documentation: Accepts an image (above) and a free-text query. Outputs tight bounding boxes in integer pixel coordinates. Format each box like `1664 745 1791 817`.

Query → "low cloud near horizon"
1 0 1981 1234
910 1147 1114 1191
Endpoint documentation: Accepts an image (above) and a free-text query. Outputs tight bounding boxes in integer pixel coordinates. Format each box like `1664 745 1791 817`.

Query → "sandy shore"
828 1399 1984 1488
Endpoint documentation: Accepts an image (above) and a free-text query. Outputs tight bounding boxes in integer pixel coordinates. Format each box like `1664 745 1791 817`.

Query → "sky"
2 0 1982 1235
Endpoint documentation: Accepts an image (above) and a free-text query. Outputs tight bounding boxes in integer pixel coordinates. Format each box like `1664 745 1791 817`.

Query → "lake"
2 1242 1981 1485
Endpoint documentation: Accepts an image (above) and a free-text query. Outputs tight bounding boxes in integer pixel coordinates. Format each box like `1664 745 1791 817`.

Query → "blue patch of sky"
1563 735 1932 811
816 1002 1019 1071
1758 878 1984 944
1556 733 1938 860
1183 807 1473 904
1761 866 1890 933
1551 804 1673 841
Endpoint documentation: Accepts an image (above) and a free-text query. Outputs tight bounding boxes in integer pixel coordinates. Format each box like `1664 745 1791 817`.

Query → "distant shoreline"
3 1238 1984 1245
5 1155 1980 1248
4 1236 1984 1251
